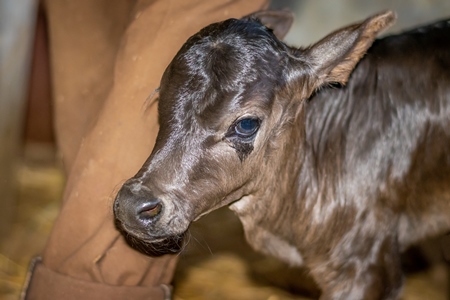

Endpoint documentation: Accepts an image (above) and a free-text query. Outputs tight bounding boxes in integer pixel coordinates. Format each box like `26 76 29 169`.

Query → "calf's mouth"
114 217 187 256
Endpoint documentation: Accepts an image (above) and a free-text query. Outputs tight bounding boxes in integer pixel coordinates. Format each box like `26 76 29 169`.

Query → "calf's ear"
296 10 396 94
244 9 294 40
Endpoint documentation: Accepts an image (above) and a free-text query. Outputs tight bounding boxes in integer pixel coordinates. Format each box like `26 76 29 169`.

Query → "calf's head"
114 10 395 255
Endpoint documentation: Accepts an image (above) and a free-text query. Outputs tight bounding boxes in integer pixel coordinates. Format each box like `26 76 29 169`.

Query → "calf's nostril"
137 201 162 220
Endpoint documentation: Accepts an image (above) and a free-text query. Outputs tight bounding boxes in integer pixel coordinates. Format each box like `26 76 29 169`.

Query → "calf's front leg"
311 233 404 300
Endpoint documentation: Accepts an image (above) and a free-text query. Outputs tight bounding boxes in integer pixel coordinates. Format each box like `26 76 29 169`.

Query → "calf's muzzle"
114 179 188 256
114 181 163 229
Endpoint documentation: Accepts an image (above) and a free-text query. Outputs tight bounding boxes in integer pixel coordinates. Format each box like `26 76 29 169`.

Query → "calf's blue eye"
235 118 260 138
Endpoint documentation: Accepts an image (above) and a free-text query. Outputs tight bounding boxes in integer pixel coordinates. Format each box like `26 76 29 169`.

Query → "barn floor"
0 146 448 300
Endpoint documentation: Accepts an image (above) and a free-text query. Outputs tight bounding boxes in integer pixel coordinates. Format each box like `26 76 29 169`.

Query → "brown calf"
114 10 450 299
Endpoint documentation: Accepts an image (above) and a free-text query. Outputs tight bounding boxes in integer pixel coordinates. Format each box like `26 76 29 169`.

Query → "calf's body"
114 11 450 299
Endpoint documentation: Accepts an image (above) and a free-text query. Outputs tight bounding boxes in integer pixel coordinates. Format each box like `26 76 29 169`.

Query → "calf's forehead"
158 18 288 128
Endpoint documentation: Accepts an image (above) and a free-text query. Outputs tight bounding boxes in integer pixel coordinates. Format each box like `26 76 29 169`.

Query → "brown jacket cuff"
22 257 172 300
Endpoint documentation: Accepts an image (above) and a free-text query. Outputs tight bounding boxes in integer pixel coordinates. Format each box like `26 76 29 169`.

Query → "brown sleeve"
25 0 269 299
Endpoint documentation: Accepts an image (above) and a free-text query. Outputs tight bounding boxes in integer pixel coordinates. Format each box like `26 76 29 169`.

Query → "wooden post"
0 0 37 239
